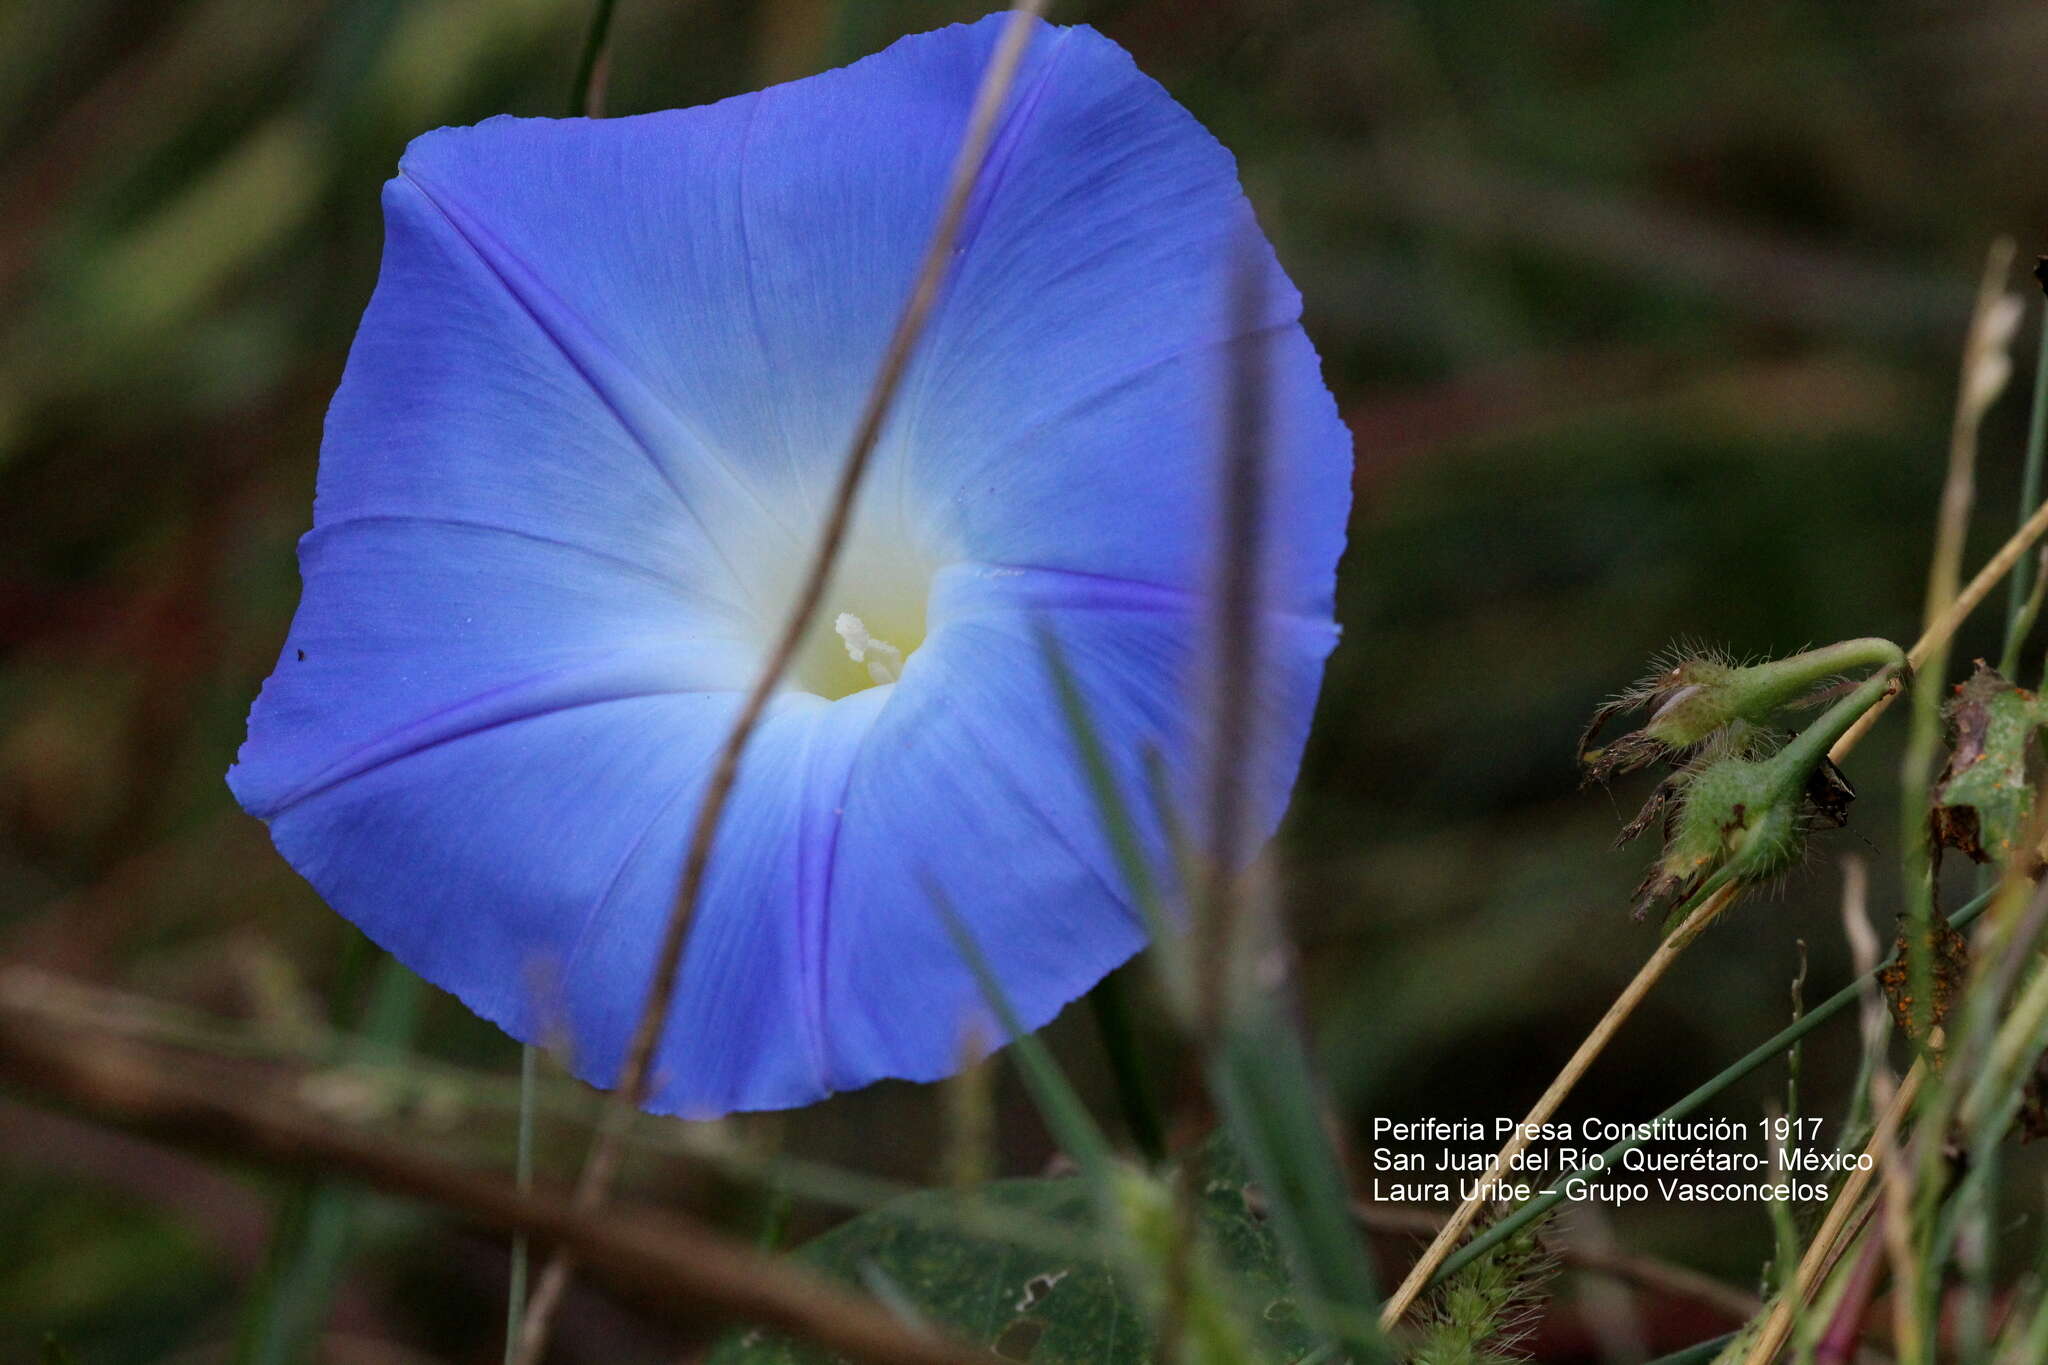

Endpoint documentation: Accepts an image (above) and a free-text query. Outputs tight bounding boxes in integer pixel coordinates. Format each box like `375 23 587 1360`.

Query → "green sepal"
1582 638 1903 783
1624 662 1901 922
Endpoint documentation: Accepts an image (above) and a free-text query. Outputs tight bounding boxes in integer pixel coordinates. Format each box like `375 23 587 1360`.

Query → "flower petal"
320 167 785 607
375 19 1351 610
228 517 756 818
231 15 1355 1116
254 690 741 1065
549 691 892 1115
919 325 1353 618
383 21 1005 545
811 563 1338 1088
896 28 1351 614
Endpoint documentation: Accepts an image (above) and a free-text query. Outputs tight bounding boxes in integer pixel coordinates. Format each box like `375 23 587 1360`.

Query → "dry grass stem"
512 8 1049 1359
1378 480 2042 1327
1924 237 2020 634
1194 237 1275 1043
1870 1065 1927 1365
1376 879 1739 1327
0 983 987 1365
1740 1062 1926 1365
1838 857 1884 1046
1828 490 2048 762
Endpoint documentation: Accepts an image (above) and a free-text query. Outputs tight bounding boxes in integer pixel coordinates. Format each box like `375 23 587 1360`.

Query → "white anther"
834 612 904 685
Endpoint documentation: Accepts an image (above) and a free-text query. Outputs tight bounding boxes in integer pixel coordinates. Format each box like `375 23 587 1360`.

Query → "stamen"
834 612 904 685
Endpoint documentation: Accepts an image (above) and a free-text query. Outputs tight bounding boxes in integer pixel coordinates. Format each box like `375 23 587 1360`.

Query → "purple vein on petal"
961 320 1299 479
393 170 792 607
732 89 811 514
938 561 1336 631
313 513 752 615
251 672 742 819
941 561 1199 615
886 25 1073 535
793 702 881 1091
943 27 1072 266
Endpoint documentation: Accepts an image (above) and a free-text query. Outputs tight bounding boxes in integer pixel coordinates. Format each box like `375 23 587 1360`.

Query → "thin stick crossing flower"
229 16 1353 1118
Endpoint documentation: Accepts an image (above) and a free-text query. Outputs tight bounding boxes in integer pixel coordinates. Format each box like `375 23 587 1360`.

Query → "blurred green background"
5 0 2048 1360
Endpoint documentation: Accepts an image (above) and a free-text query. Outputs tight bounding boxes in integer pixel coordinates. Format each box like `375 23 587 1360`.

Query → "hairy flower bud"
1581 638 1905 784
1620 660 1902 925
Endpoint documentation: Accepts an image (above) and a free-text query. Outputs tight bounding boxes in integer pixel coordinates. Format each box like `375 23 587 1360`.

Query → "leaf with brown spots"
1878 916 1971 1048
1931 662 2048 873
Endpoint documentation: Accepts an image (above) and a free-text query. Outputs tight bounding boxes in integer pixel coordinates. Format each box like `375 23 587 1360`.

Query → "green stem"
2000 306 2048 676
504 1043 537 1364
1954 1141 1996 1365
930 884 1117 1182
237 948 423 1365
754 1184 794 1255
1211 1004 1390 1364
1779 654 1904 768
1640 1332 1736 1365
1911 874 2048 1310
1900 739 1942 1055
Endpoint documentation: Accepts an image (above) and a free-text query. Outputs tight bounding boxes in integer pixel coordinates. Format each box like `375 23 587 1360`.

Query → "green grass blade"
1087 969 1167 1165
1038 628 1181 956
238 949 424 1365
1639 1331 1737 1365
503 1043 538 1364
1211 1005 1391 1363
928 883 1117 1181
2001 304 2048 676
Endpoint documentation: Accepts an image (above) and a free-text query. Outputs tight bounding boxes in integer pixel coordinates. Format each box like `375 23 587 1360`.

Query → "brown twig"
0 974 983 1365
513 7 1050 1360
1828 492 2048 761
1375 878 1739 1328
1925 240 2020 630
1377 472 2048 1327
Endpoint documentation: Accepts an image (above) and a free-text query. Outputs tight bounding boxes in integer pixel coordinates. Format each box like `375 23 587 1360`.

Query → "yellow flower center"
761 498 942 701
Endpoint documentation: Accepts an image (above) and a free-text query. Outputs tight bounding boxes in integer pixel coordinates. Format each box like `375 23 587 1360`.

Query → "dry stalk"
1739 1063 1926 1365
0 981 985 1365
512 8 1050 1360
1870 1065 1927 1365
1925 238 2021 631
1375 879 1738 1327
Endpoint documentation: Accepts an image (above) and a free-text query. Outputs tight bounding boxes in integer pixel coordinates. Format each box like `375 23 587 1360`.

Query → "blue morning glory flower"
228 15 1351 1117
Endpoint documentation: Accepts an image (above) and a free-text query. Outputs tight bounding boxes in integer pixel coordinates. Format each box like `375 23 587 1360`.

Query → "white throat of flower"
834 611 905 685
744 487 943 700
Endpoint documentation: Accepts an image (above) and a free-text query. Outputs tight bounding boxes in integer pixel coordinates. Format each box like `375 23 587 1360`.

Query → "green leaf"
1933 662 2048 869
708 1144 1317 1364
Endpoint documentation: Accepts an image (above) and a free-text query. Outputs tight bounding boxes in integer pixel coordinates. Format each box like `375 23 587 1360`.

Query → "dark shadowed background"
5 1 2048 1360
